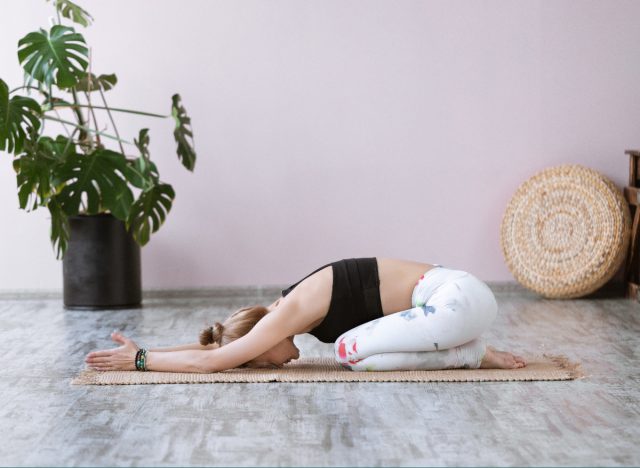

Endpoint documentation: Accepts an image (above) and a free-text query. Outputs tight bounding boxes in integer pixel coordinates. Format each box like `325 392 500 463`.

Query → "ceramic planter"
63 213 142 310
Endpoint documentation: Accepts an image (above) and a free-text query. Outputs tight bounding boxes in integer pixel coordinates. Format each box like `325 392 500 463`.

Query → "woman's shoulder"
284 266 333 332
288 265 333 298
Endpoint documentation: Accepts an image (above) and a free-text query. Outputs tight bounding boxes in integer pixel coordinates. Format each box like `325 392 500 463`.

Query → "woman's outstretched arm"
148 297 283 353
85 296 308 373
145 297 296 371
148 342 218 352
85 332 216 373
145 349 214 373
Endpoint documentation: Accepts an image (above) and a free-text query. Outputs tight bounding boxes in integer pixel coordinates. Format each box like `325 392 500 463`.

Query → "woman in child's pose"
85 258 526 372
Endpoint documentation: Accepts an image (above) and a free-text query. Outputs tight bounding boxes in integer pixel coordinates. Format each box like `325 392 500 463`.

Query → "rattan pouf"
501 164 631 299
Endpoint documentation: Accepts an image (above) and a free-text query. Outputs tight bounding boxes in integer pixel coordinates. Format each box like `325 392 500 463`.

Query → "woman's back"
376 258 435 313
283 258 435 337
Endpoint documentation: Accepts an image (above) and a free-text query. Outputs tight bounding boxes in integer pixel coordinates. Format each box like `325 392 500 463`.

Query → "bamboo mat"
71 354 583 385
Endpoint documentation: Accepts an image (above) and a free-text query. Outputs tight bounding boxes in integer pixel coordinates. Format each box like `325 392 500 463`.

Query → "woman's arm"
199 295 309 372
85 315 296 373
148 342 218 352
149 296 283 354
150 297 284 353
85 333 217 372
145 300 304 373
86 293 312 373
145 349 213 373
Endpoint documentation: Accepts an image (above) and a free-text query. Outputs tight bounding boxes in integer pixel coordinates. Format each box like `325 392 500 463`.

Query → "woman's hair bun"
199 322 223 346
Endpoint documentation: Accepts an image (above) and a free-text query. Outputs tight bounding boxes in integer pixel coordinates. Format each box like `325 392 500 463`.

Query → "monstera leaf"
14 150 54 211
13 135 72 210
18 25 88 89
127 183 175 246
47 196 70 260
75 73 117 92
171 94 196 171
0 79 41 154
134 128 150 160
54 148 135 220
127 128 159 190
48 0 93 27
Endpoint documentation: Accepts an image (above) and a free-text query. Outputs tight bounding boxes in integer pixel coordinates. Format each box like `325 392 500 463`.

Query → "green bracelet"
135 349 141 369
140 349 146 371
141 349 147 371
135 348 147 371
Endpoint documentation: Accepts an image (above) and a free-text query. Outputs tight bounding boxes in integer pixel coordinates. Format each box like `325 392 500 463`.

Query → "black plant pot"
63 213 142 310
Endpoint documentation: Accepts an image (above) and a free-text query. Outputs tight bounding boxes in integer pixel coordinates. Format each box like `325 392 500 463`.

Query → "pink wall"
2 0 640 289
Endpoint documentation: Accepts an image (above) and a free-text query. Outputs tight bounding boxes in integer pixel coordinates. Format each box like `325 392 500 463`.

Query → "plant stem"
9 85 45 95
62 126 80 156
98 87 125 155
85 49 101 147
42 115 132 144
51 102 167 118
86 95 101 147
70 88 88 145
55 0 61 24
38 114 46 138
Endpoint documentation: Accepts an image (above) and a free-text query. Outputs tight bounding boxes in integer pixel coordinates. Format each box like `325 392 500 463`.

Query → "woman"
85 258 526 372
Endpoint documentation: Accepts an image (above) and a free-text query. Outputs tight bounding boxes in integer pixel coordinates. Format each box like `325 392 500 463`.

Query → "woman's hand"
85 331 140 371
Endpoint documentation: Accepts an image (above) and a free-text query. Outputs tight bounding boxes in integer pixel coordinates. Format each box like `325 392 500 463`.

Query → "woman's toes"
509 354 524 368
480 347 527 369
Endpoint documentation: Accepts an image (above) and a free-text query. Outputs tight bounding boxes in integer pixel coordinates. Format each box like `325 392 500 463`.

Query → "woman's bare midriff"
376 258 436 314
292 258 436 334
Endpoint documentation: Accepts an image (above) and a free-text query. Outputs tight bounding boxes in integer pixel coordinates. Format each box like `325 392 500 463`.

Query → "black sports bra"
281 258 384 343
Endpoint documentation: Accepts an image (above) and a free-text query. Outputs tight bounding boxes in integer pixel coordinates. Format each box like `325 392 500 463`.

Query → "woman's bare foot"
480 345 527 369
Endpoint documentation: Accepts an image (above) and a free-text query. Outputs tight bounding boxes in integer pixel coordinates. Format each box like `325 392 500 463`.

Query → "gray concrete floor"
0 286 638 467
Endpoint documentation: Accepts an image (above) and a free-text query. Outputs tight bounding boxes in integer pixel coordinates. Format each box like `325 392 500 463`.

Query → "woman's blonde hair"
199 305 270 368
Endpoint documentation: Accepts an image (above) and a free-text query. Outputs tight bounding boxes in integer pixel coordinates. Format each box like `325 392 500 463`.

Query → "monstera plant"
0 0 196 260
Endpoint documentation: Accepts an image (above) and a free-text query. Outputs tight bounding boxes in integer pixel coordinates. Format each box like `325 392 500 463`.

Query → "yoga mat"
71 354 583 385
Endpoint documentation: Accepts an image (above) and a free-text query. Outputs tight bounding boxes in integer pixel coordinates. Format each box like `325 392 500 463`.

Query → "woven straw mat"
501 164 630 298
71 355 583 385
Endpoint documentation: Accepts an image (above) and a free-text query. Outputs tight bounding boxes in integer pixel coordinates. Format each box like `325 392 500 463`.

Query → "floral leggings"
333 266 497 371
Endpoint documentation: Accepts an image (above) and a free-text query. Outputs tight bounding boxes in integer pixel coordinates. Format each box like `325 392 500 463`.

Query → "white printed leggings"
333 266 497 371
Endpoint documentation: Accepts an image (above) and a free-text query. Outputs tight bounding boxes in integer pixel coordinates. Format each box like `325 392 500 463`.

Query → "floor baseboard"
0 281 627 301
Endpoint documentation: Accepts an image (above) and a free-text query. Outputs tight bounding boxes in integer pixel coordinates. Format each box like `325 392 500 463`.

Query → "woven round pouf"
501 164 630 299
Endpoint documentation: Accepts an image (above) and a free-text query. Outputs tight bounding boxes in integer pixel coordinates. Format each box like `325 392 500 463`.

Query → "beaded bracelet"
138 349 147 371
135 349 146 371
135 348 148 371
135 349 142 370
135 349 143 369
